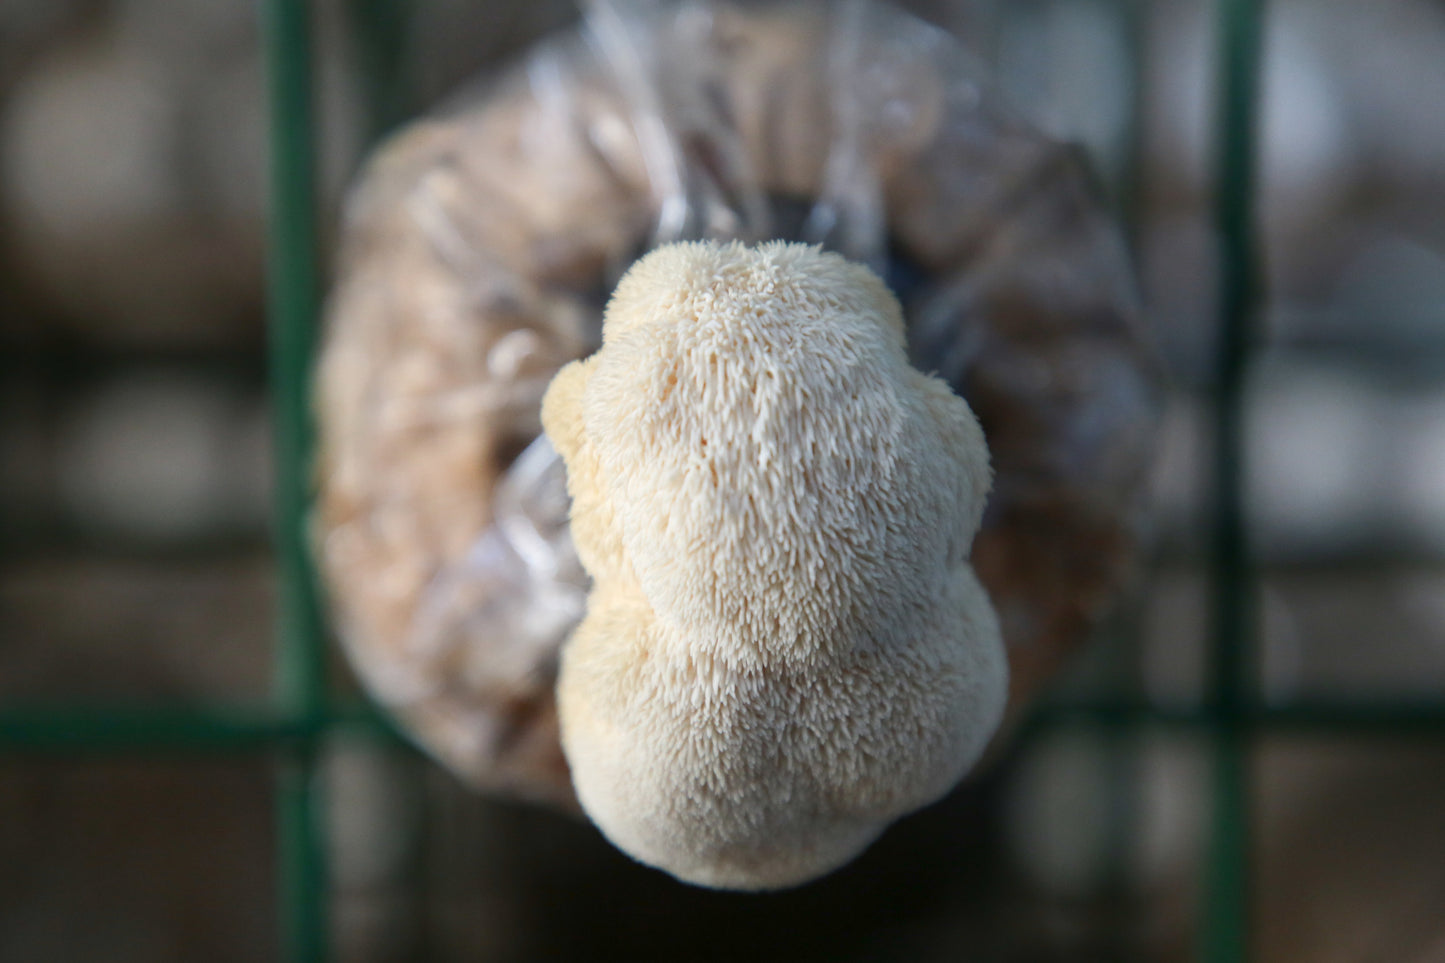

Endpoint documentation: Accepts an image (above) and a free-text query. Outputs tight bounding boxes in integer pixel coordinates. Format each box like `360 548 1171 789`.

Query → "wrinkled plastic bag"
315 0 1159 805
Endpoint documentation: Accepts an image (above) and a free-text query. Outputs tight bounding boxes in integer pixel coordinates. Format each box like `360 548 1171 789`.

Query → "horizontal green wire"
0 705 404 753
1027 700 1445 735
3 700 1443 755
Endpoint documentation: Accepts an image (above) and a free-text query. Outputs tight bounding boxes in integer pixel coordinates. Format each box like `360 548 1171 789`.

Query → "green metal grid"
1 2 1444 961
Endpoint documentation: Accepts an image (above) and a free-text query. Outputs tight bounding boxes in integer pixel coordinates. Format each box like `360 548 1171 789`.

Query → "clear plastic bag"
315 0 1158 803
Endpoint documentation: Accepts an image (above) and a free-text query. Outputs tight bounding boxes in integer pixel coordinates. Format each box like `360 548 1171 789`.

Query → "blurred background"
2 0 1444 960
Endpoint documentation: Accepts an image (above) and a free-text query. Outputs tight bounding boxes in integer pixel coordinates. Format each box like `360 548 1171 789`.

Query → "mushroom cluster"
543 241 1007 888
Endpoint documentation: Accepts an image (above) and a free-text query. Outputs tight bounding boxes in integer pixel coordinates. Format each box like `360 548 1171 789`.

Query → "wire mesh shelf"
2 2 1444 961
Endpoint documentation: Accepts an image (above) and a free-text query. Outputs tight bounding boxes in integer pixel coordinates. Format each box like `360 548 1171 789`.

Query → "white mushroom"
541 240 1008 890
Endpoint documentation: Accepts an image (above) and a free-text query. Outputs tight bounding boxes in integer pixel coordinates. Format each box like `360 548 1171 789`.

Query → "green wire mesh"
1 2 1443 961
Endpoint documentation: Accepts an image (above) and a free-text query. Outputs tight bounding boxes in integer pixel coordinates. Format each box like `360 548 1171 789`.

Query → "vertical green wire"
1113 0 1148 251
1097 2 1149 944
264 1 329 961
1204 0 1265 961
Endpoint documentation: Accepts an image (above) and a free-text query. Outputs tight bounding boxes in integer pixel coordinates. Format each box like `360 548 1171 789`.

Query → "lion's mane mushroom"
541 240 1008 890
